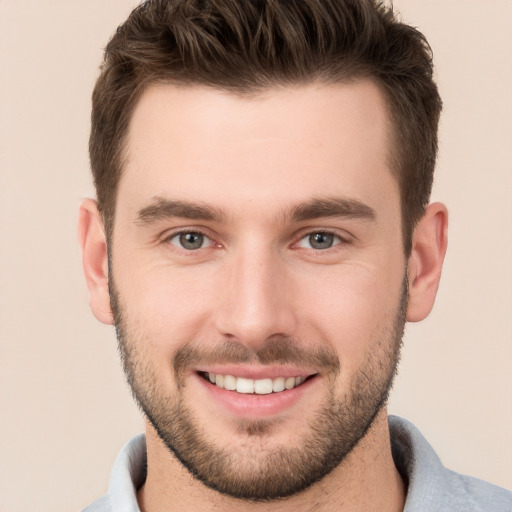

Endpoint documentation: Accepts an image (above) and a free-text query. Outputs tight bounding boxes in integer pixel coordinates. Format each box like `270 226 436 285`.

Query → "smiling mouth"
199 372 316 395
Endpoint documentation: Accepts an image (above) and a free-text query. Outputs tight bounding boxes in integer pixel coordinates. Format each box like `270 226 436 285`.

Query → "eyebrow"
137 197 224 225
136 195 376 226
289 197 376 223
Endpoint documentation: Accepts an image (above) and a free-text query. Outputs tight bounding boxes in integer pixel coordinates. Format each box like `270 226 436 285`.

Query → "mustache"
173 336 341 377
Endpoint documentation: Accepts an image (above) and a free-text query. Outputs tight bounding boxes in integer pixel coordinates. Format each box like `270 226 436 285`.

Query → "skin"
79 80 448 511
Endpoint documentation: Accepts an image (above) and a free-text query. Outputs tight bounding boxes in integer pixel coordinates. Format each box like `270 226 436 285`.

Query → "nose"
214 244 297 350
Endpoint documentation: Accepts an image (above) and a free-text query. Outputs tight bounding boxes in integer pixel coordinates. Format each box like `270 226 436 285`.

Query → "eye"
168 231 213 250
296 231 343 250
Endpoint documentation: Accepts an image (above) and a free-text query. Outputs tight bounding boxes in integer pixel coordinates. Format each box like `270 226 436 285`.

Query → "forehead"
119 81 398 223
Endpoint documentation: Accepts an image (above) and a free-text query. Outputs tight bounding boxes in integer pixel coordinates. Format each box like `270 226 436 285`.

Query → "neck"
137 408 405 512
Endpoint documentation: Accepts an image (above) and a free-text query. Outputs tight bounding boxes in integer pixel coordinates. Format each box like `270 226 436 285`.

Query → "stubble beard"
110 275 407 502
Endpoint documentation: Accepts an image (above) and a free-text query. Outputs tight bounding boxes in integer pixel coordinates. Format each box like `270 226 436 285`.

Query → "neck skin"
137 407 406 512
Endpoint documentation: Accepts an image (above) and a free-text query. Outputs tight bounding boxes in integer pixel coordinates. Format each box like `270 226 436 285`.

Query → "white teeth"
205 373 308 394
285 377 296 390
223 374 237 391
254 378 273 395
236 377 254 394
272 377 285 392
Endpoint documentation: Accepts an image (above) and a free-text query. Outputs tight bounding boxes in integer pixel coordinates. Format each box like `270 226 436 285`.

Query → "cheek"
297 263 404 367
114 261 221 350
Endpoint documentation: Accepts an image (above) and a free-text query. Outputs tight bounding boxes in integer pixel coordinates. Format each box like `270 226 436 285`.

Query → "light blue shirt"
83 416 512 511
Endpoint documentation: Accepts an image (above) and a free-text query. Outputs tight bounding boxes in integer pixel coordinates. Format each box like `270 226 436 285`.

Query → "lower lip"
193 373 318 418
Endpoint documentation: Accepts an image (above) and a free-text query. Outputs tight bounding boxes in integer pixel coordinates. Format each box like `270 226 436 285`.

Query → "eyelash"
163 228 348 253
164 229 217 251
294 230 346 251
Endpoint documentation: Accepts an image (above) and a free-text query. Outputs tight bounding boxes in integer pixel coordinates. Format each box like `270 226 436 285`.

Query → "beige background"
0 1 511 511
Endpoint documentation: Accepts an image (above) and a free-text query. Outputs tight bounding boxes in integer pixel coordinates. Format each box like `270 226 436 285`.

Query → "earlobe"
406 202 448 322
78 199 114 325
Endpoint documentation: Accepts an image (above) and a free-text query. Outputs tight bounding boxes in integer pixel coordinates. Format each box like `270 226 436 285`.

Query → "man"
78 0 512 510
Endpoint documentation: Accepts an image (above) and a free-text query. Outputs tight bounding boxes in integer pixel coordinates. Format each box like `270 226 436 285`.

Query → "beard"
110 273 407 502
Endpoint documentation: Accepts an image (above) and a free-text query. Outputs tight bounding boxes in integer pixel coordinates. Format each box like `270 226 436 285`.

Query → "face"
110 81 407 500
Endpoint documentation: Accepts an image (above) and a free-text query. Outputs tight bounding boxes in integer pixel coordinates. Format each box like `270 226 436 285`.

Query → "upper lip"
194 364 318 380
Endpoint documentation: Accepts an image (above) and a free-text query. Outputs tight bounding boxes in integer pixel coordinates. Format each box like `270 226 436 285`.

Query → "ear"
77 199 113 325
406 202 448 322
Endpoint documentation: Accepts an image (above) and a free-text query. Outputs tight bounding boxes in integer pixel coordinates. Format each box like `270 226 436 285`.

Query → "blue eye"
297 232 342 250
168 231 213 250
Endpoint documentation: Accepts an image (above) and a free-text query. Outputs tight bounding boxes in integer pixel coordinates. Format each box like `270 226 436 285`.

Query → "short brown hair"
90 0 442 252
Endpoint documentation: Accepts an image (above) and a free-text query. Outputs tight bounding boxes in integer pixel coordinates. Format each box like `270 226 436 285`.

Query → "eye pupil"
179 232 204 250
309 232 334 249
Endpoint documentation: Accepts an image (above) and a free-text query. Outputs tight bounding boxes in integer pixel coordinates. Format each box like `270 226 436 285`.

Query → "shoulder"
82 494 111 512
81 434 146 512
389 416 512 512
443 470 512 512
